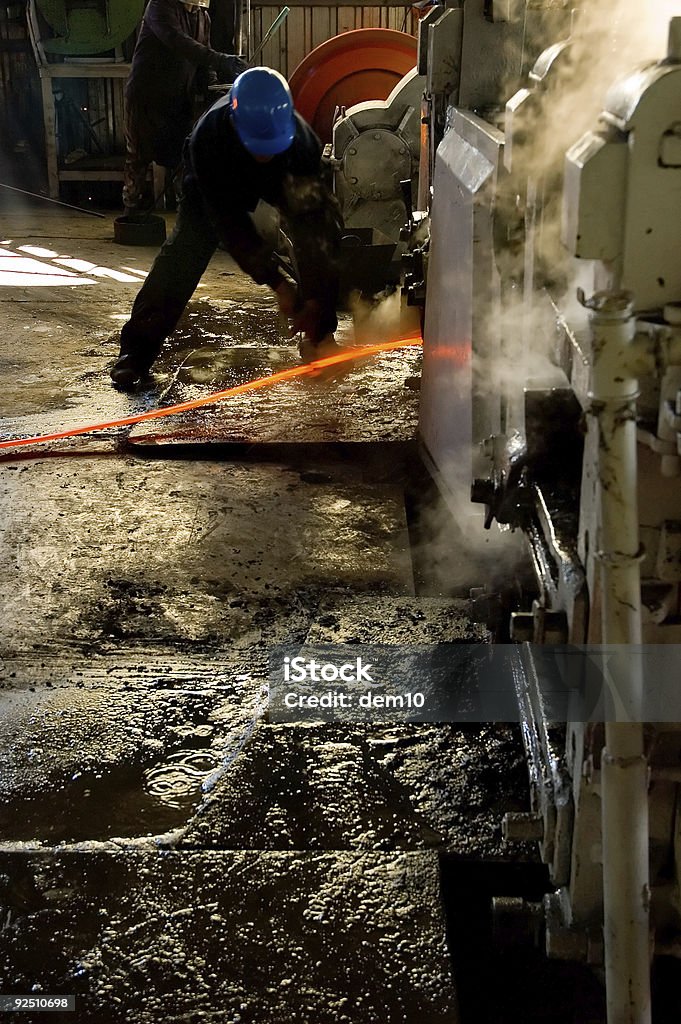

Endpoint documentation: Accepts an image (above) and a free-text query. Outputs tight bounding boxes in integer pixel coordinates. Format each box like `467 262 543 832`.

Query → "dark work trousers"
119 187 219 368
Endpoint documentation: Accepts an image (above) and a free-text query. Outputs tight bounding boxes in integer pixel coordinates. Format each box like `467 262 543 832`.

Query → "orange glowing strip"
0 336 422 451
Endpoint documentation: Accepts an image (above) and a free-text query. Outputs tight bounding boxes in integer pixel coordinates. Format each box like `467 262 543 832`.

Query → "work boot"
110 352 150 391
298 335 355 379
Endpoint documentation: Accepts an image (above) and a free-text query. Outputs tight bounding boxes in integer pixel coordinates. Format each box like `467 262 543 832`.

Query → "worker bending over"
111 67 343 390
123 0 246 218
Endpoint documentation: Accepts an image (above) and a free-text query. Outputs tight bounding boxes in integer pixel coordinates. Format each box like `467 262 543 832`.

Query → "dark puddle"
0 682 267 843
171 344 299 392
0 738 236 844
168 299 286 349
0 765 197 843
0 730 220 843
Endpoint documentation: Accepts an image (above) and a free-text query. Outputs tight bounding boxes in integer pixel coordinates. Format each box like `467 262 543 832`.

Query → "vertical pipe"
39 74 60 199
245 0 252 59
235 0 249 58
588 291 651 1024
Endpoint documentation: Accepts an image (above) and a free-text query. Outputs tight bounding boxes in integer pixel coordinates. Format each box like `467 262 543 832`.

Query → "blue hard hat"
230 67 295 157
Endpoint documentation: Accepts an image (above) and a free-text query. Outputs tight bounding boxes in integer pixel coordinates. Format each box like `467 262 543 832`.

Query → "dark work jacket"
126 0 222 116
185 94 342 341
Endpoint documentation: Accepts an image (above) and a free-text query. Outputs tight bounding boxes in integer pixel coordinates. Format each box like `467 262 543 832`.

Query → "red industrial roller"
289 28 418 143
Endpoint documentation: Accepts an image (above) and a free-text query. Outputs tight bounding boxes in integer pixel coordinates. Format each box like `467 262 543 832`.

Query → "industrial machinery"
26 0 141 198
289 27 418 143
289 27 423 290
354 2 681 1022
331 66 424 242
30 0 143 54
328 63 425 294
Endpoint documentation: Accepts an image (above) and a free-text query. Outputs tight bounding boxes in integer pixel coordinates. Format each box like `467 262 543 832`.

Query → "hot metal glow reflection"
0 336 422 450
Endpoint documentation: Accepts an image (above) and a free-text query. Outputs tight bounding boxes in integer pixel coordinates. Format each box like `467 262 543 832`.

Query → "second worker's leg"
122 101 155 219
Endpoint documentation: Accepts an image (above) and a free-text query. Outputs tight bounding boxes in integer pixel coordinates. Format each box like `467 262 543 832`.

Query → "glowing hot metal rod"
0 337 422 451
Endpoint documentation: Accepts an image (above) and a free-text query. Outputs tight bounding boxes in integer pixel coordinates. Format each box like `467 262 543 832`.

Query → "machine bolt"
663 302 681 326
373 132 381 140
349 177 358 185
492 897 543 948
348 148 357 156
582 755 594 783
502 811 544 842
470 478 495 504
544 892 589 961
532 601 569 644
509 612 534 642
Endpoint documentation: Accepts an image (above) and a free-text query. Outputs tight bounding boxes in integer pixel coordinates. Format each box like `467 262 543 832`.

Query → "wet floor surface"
128 342 421 447
0 208 532 1022
0 850 456 1024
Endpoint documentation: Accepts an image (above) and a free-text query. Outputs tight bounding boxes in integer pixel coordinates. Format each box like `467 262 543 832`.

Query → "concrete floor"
0 204 532 1023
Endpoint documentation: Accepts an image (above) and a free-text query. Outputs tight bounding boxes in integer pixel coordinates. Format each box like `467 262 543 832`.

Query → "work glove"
274 278 299 317
291 298 323 341
214 54 248 82
276 287 323 342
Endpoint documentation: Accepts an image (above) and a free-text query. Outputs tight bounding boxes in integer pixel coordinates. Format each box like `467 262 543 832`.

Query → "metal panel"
419 109 505 505
562 131 628 263
35 0 144 55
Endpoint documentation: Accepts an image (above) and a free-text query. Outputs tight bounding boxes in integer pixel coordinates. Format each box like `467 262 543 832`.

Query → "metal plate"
342 128 412 201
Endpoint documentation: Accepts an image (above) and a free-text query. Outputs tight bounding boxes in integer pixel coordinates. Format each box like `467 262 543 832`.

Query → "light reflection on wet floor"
144 749 220 808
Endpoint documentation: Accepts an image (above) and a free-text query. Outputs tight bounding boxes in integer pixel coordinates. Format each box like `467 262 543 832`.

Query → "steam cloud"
413 2 681 593
519 0 680 179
